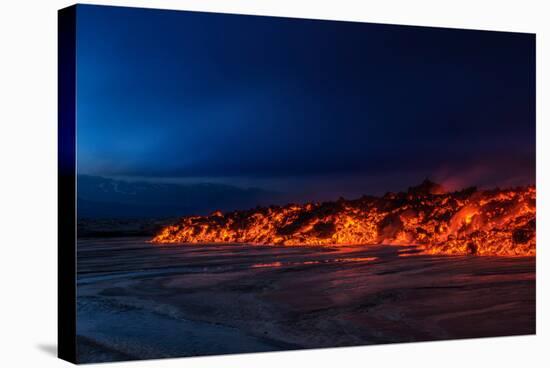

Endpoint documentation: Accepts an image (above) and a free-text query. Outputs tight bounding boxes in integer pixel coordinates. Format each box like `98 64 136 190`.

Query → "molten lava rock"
152 183 535 256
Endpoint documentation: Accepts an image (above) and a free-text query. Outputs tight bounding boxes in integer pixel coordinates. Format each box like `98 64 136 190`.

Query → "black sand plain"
76 237 535 363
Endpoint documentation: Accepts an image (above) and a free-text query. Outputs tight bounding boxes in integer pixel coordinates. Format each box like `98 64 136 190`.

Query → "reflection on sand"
251 261 283 268
251 256 378 269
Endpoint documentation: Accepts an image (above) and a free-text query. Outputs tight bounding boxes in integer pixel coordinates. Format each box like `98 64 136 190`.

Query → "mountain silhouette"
77 175 280 219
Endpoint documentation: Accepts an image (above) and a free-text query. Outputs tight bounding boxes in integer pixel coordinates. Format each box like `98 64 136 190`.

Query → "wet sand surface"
76 237 535 363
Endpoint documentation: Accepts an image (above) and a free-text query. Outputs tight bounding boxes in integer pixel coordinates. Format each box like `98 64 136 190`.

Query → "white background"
0 0 548 366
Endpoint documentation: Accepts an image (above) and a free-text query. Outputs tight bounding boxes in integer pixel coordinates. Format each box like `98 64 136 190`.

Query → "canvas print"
58 4 535 364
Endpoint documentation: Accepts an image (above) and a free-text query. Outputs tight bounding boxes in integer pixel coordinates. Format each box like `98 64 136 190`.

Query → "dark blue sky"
76 4 535 200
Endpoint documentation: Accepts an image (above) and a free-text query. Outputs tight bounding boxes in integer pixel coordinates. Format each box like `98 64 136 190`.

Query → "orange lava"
152 180 535 256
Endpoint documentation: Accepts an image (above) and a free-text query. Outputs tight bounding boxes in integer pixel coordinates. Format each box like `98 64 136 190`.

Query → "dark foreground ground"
76 237 535 363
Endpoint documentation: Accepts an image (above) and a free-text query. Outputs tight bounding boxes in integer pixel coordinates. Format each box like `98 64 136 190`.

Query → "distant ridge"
77 175 280 218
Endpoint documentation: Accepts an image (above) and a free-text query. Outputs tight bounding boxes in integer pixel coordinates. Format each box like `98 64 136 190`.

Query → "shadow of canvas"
37 344 57 357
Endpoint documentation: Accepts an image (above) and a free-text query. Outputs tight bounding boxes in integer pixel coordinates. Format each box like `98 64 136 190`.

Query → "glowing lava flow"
152 180 535 256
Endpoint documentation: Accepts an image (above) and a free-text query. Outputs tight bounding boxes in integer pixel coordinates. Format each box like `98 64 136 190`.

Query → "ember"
152 180 535 256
